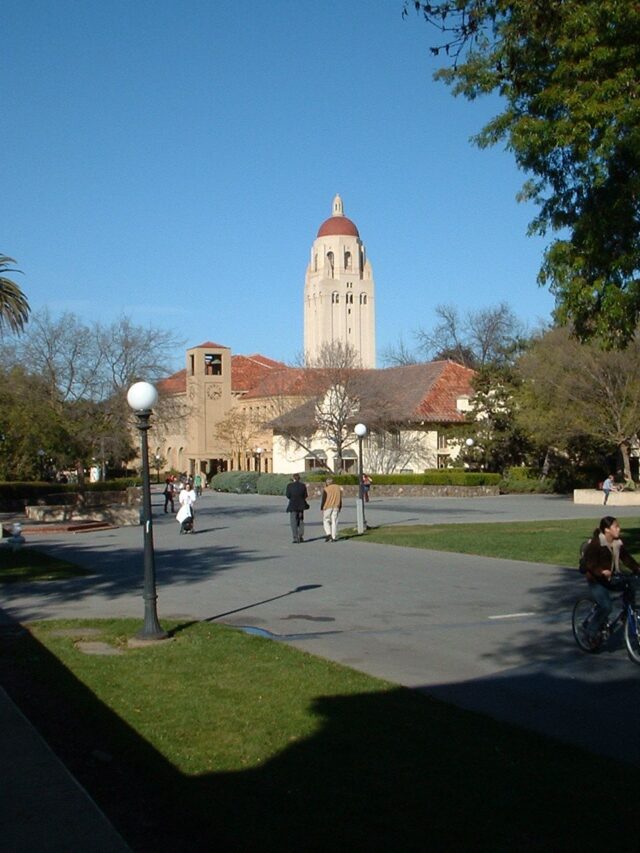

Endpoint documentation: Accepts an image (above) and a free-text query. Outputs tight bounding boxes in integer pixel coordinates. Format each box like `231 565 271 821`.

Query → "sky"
2 0 556 372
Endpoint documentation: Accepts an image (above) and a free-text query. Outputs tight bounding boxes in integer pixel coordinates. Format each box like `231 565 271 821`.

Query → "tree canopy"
516 325 640 480
406 1 640 347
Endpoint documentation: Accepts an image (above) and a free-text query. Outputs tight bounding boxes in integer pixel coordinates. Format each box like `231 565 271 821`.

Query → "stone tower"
303 194 376 367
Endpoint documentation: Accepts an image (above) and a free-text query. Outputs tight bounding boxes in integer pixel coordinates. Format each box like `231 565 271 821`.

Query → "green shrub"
504 466 537 481
257 473 292 496
499 477 555 494
210 471 260 493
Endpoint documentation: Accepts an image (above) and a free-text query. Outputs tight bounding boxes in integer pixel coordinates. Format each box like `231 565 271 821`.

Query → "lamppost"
354 423 367 534
465 437 475 468
37 448 45 480
127 381 167 641
154 454 161 484
255 447 263 473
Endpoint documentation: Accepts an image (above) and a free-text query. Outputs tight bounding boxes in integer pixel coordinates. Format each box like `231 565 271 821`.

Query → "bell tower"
303 195 376 367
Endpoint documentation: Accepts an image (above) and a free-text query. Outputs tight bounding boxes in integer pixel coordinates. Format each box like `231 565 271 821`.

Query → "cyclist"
582 515 640 637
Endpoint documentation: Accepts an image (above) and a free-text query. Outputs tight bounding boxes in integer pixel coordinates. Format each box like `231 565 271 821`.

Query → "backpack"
579 539 591 574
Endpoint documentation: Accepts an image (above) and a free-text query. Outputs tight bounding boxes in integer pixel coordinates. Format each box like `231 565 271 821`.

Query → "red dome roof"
317 216 360 239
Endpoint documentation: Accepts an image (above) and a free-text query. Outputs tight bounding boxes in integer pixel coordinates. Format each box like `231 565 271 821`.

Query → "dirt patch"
75 641 123 656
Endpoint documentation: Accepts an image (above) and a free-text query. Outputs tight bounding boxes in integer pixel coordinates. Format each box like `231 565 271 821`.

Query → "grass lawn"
0 545 89 582
359 516 640 567
2 618 638 851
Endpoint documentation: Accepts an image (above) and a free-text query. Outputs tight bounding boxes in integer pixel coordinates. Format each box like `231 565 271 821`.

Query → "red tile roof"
267 361 475 430
231 354 288 392
157 368 186 394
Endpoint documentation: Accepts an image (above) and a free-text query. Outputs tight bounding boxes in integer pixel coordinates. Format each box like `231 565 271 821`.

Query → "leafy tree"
406 1 640 347
452 364 535 473
516 326 640 481
0 255 30 334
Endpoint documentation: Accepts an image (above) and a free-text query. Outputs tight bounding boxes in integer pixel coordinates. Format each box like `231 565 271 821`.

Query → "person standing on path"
163 478 175 513
285 473 308 543
321 476 343 542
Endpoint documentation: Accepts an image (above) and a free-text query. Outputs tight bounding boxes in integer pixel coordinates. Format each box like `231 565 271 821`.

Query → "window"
190 354 195 376
437 434 448 450
360 294 367 305
327 251 334 277
204 353 222 375
344 251 352 270
332 292 339 304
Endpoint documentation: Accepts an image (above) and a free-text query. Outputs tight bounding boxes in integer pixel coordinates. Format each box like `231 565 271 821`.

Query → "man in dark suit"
285 473 308 543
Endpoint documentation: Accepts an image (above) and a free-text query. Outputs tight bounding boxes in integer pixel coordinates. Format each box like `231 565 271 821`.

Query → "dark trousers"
289 511 304 542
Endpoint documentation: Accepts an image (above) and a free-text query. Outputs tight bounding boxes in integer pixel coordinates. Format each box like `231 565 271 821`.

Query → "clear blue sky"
3 0 555 370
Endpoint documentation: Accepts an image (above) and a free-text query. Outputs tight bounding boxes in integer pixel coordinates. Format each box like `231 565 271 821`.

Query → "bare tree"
364 427 433 473
380 336 419 367
416 303 525 368
213 409 261 470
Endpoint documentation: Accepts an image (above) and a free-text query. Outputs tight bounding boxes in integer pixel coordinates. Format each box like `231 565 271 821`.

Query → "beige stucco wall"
272 427 459 475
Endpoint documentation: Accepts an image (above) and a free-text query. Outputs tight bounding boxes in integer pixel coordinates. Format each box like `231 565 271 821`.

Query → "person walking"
177 479 197 532
602 474 616 505
194 473 203 497
321 476 343 542
285 473 308 543
163 478 175 513
362 473 372 503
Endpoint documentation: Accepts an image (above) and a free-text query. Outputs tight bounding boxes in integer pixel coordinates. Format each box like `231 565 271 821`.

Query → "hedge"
256 473 292 496
307 471 501 487
0 478 140 501
210 471 260 493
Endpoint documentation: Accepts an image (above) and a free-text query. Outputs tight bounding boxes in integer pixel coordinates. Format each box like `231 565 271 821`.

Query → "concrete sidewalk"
0 683 130 852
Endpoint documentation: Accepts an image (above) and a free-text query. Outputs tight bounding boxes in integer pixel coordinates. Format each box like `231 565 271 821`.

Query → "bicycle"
572 581 640 664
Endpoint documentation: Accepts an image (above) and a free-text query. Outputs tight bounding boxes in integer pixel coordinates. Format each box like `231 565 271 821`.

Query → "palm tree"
0 255 30 333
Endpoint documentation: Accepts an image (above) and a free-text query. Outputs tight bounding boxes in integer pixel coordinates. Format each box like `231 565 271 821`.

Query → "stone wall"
305 483 499 499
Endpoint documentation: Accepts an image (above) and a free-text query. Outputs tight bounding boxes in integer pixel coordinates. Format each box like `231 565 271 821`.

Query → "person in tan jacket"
320 477 343 542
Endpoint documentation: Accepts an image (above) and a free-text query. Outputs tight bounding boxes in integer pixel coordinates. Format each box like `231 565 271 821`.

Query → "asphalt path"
3 490 640 766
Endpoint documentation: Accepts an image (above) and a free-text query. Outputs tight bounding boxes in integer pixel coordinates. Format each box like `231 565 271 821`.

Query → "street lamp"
127 381 167 641
154 453 161 484
37 448 45 481
255 447 263 473
354 423 367 534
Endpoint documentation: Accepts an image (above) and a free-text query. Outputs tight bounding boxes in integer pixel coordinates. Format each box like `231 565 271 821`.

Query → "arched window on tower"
327 251 335 278
360 293 367 305
332 292 339 304
344 250 352 270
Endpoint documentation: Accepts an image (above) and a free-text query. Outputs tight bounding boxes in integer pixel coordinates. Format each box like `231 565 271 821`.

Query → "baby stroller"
180 513 194 534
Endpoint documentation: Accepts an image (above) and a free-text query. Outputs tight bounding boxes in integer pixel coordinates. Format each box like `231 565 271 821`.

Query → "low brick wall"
25 505 141 525
305 483 499 499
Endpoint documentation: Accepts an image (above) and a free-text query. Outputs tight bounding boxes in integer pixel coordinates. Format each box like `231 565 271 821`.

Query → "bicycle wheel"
624 608 640 664
572 598 603 652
